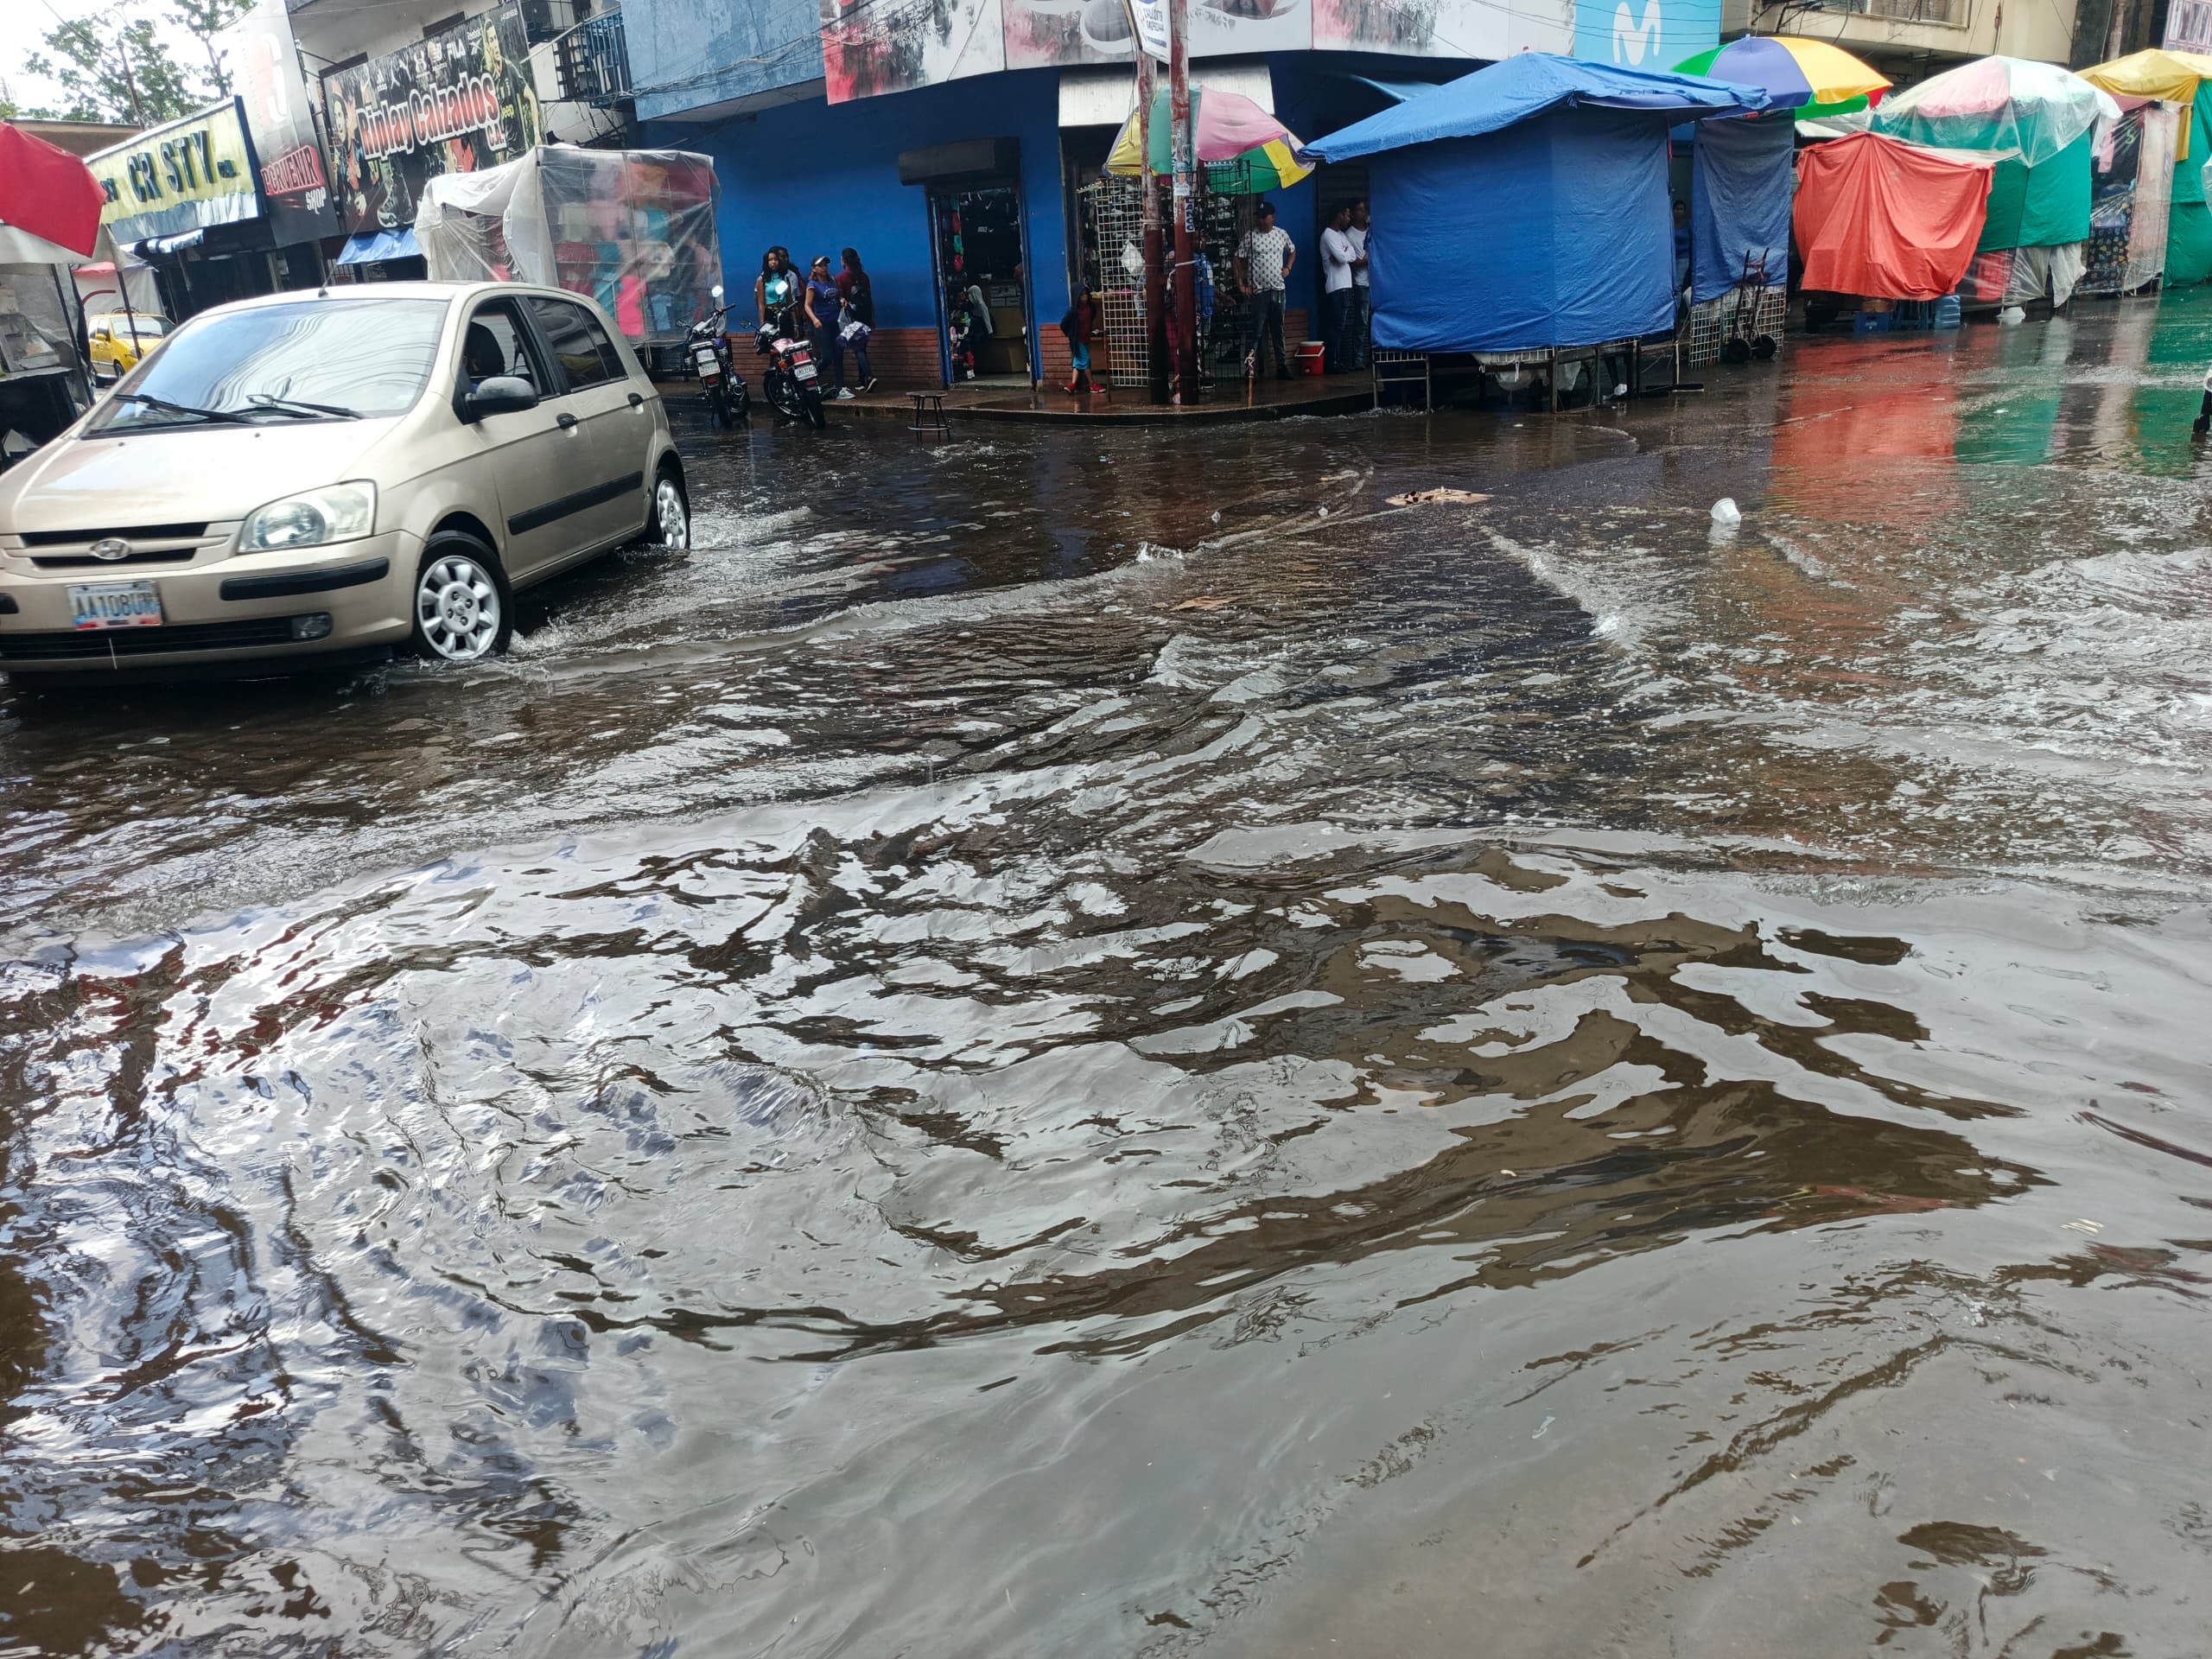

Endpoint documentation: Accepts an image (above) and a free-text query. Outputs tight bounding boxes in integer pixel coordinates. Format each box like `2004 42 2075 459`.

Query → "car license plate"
694 346 720 366
69 581 163 630
795 362 817 381
697 363 721 382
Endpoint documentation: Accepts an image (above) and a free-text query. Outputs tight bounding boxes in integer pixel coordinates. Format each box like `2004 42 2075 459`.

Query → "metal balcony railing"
1828 0 1967 23
556 8 632 104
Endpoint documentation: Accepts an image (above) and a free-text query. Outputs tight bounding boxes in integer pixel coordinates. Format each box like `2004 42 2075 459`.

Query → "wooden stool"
908 391 949 434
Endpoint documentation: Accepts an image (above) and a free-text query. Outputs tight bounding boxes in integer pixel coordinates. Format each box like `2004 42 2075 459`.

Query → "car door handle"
555 412 578 429
627 391 645 408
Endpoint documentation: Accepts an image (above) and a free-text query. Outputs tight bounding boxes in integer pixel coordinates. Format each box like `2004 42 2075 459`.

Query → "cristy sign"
88 99 264 245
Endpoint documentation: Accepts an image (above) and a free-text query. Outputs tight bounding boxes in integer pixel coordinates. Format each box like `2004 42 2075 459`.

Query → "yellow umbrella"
2081 47 2212 156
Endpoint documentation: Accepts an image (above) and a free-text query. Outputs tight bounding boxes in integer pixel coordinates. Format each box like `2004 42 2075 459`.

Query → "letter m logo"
1612 0 1662 64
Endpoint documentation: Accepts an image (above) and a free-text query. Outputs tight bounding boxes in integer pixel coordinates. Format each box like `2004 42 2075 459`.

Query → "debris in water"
1167 596 1233 612
1386 488 1492 506
2063 1217 2104 1235
1710 497 1742 527
1533 1414 1554 1440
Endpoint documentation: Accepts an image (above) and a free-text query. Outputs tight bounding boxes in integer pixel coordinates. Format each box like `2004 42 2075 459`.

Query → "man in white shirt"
1234 200 1297 378
1319 202 1357 373
1347 198 1371 371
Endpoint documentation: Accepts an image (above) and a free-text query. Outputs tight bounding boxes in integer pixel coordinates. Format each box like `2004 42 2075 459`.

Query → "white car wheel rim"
655 478 688 550
416 554 501 661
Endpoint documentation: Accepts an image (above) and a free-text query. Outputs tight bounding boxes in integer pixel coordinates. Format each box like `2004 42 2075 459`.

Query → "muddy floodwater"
4 302 2212 1659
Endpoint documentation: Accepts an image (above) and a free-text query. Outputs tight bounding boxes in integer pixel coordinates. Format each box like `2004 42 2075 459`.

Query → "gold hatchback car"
0 281 688 681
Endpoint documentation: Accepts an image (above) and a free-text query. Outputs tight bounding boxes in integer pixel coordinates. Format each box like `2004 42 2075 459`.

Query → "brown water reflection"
3 302 2212 1657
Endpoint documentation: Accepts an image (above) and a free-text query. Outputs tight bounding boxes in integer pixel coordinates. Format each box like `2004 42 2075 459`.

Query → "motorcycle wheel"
766 372 802 421
802 385 826 430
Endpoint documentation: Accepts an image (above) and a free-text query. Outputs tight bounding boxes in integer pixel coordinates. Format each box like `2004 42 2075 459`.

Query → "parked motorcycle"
689 284 749 429
756 321 827 429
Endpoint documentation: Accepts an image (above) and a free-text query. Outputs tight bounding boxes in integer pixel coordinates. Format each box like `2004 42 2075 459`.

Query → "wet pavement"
3 297 2211 1658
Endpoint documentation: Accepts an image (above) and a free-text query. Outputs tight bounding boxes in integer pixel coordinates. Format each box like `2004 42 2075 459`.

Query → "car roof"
196 281 585 316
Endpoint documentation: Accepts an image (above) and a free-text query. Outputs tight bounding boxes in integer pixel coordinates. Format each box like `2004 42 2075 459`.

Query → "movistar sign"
1573 0 1720 70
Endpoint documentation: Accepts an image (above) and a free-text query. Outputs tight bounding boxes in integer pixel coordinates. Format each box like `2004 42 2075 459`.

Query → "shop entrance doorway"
927 180 1032 386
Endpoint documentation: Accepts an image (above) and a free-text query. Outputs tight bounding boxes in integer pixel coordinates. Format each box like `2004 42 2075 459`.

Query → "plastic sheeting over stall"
1689 114 1795 302
416 147 722 345
2080 100 2179 296
1304 54 1760 353
1794 130 1996 300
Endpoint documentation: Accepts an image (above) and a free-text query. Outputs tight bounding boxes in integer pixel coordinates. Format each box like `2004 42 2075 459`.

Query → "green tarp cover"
1977 132 2093 251
2168 200 2212 282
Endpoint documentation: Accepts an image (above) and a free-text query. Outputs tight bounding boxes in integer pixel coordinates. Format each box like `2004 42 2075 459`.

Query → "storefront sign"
88 100 264 245
321 0 541 236
218 0 339 245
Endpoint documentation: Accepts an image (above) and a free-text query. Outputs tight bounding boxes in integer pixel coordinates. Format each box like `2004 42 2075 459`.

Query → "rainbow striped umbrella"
1674 35 1891 118
1106 87 1313 194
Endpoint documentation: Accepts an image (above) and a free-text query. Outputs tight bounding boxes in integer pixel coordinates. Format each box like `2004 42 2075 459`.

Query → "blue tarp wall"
1689 114 1792 302
1369 105 1677 353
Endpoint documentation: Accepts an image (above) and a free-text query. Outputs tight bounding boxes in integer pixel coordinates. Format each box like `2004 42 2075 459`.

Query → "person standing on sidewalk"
1235 201 1296 380
836 247 876 392
804 256 852 399
1348 199 1371 371
1319 203 1357 374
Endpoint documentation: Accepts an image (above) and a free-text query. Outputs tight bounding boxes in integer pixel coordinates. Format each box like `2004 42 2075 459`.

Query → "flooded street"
4 300 2212 1657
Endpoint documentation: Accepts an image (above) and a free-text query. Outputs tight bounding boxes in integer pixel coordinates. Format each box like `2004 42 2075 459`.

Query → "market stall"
416 147 723 348
1304 54 1759 406
2079 48 2212 286
1669 38 1889 366
0 122 103 469
1869 56 2116 311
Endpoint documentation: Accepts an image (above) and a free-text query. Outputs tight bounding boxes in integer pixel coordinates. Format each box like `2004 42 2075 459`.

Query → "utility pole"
1167 0 1197 404
1136 33 1166 404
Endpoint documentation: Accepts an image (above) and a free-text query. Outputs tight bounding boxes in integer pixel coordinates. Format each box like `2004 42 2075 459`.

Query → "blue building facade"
628 0 1717 387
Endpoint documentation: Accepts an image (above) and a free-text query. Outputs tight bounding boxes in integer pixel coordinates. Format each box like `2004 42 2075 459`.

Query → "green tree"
22 0 250 124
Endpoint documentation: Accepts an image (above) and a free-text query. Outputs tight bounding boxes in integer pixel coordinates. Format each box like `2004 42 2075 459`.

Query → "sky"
2 0 210 118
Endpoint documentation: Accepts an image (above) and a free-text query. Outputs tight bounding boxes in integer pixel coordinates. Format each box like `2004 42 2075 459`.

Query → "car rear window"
92 299 448 430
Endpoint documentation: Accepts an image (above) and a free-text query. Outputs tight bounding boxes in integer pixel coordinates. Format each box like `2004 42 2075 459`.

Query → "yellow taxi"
87 313 170 385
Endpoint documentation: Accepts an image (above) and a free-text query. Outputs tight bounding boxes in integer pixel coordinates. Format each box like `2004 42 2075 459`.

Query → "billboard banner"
1572 0 1719 73
1315 0 1569 58
88 99 264 246
322 0 543 236
217 0 339 245
833 0 1568 96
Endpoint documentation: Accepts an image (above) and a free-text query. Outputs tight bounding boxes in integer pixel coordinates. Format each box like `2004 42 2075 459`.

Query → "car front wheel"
646 467 688 550
411 536 512 663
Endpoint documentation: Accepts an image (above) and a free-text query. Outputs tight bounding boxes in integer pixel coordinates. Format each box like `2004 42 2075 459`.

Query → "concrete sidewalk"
654 372 1375 427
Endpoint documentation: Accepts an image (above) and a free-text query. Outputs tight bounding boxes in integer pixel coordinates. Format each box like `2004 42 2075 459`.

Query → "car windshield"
105 316 167 337
91 298 448 431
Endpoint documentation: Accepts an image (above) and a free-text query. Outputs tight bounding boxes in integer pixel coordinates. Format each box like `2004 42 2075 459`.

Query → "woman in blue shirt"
803 255 850 399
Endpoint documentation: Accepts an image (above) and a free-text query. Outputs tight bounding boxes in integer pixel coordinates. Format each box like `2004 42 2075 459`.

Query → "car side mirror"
462 375 538 420
92 327 110 340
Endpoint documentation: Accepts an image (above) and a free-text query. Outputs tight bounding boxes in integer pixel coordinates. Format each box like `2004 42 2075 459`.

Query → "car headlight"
238 482 377 552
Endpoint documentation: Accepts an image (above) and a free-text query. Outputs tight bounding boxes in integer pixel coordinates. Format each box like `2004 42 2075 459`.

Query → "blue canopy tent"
1304 55 1763 356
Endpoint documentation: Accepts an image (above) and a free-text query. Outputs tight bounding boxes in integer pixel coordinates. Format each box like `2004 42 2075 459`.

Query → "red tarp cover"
0 122 106 257
1794 130 1996 300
